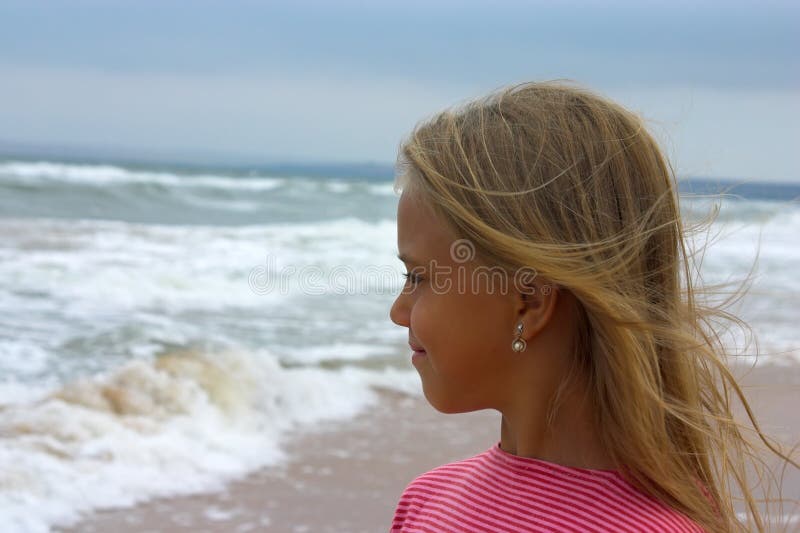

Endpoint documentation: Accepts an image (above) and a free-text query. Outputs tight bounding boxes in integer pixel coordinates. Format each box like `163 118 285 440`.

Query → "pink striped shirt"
390 441 705 532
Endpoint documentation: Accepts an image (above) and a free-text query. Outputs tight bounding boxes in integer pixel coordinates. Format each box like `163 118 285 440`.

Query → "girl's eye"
402 272 422 285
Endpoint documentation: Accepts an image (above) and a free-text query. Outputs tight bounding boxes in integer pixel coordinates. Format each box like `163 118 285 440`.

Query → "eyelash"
402 272 422 284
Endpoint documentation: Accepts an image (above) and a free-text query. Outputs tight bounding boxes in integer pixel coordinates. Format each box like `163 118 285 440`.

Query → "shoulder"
390 452 488 530
390 446 707 532
398 451 486 498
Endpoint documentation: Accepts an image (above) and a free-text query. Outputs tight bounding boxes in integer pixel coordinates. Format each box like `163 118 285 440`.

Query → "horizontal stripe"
391 440 706 532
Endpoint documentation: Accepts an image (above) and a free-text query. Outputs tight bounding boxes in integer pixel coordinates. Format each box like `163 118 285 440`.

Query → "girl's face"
390 189 519 413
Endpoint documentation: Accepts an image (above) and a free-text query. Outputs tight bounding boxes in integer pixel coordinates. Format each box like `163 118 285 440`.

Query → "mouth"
409 343 425 352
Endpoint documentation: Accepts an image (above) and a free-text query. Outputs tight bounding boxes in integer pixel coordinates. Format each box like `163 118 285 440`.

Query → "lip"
411 349 427 362
409 342 426 353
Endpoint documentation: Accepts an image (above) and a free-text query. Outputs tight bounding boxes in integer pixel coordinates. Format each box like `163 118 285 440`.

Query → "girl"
388 81 797 532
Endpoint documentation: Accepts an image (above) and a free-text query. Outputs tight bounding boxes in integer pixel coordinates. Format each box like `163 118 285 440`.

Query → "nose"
390 288 410 328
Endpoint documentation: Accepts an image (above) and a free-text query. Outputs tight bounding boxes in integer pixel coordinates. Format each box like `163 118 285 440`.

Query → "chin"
423 392 478 415
429 402 460 414
422 389 451 413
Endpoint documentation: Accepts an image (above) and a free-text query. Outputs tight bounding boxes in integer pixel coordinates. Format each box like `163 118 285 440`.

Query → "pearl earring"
511 323 527 352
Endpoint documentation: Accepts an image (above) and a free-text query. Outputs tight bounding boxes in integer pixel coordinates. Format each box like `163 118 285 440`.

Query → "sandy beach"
59 359 800 533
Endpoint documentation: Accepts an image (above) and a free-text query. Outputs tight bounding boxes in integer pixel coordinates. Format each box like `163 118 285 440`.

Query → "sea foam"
0 348 419 533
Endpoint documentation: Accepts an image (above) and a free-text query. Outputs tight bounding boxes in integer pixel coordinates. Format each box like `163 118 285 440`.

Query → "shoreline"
60 360 800 532
58 386 499 533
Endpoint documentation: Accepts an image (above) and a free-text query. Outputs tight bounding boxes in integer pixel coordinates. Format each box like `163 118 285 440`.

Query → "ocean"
0 158 798 532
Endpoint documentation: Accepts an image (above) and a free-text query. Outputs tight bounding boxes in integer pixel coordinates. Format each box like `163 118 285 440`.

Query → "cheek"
414 293 507 365
408 293 435 347
457 317 506 369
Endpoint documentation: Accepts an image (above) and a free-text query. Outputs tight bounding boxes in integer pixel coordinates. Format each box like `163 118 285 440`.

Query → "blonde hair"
395 80 798 532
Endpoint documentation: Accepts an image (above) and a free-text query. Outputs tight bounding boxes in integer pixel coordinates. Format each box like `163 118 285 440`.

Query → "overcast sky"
0 0 797 182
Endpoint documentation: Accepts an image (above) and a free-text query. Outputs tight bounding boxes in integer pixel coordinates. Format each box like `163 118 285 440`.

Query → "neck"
498 380 614 471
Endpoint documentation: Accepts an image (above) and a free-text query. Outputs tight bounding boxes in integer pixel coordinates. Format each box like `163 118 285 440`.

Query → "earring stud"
511 323 526 352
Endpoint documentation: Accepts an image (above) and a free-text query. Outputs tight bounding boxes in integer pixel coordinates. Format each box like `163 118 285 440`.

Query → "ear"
515 278 559 341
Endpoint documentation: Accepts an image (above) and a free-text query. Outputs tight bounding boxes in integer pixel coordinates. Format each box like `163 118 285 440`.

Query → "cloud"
0 1 796 89
0 1 797 180
0 65 477 162
1 65 798 181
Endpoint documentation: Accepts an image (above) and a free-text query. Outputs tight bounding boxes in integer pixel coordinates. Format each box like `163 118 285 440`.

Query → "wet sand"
60 360 800 533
